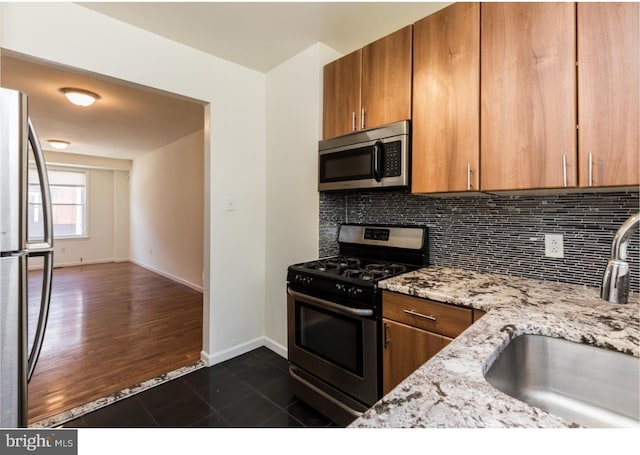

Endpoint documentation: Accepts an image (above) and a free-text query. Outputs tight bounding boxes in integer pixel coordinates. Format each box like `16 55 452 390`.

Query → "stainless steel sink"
484 334 640 427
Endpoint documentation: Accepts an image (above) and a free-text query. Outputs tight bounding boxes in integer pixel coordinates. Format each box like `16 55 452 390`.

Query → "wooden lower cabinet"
382 318 452 394
381 290 475 394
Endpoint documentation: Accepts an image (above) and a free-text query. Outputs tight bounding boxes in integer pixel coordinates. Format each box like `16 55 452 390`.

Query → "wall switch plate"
225 198 236 212
545 234 564 258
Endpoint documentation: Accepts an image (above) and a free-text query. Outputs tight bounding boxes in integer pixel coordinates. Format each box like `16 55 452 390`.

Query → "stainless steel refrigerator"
1 87 54 427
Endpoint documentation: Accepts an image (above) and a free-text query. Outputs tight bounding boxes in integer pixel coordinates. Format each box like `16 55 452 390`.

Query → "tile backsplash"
319 190 640 292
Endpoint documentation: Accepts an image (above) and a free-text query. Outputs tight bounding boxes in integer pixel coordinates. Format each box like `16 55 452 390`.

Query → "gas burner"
304 260 341 272
304 260 328 271
342 268 389 281
342 269 364 279
326 257 360 270
360 270 387 281
364 263 408 275
384 264 408 275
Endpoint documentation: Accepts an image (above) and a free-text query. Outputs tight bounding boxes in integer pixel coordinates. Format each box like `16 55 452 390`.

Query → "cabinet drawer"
382 291 473 338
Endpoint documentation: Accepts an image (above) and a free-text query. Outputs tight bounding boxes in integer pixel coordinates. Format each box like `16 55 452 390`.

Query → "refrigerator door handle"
27 249 53 382
27 118 53 253
25 118 54 382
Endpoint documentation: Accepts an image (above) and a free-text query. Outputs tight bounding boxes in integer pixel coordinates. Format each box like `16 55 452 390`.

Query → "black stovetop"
291 255 415 284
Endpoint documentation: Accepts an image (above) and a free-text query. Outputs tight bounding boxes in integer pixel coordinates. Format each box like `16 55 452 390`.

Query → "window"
28 168 87 241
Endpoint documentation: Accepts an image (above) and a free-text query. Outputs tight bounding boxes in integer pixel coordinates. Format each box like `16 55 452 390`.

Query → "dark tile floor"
61 347 341 428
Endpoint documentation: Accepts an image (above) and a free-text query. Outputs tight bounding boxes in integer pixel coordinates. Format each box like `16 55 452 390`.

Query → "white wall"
130 130 204 291
2 2 267 364
29 152 131 269
113 170 130 262
264 43 342 355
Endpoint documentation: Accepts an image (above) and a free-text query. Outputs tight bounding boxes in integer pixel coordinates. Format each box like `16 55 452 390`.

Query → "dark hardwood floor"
27 262 203 424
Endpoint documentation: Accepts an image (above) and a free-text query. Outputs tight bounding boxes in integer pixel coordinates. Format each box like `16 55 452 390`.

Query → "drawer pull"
403 309 437 321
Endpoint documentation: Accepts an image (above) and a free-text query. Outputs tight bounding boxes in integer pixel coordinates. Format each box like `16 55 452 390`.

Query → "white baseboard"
202 337 263 366
28 258 115 271
263 336 287 358
29 258 203 294
200 336 287 367
129 258 203 293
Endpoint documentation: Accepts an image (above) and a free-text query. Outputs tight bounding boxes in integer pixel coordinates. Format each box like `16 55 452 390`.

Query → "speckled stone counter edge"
349 266 640 428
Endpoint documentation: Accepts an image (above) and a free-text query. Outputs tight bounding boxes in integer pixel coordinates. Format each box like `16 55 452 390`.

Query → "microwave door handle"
373 140 384 182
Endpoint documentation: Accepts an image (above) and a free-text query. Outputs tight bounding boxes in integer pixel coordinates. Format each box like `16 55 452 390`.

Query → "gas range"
286 224 428 426
287 224 428 308
288 256 418 307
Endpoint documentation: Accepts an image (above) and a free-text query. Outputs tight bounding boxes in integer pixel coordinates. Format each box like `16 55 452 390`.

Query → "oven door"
287 289 379 406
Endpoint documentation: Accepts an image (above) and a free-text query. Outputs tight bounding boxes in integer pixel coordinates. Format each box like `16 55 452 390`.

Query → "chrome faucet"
601 212 640 304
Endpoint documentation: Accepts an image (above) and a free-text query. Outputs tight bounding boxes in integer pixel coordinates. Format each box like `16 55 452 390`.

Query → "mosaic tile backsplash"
319 190 640 292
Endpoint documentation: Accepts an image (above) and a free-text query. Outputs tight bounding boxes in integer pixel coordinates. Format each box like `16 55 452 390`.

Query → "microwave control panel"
383 141 402 177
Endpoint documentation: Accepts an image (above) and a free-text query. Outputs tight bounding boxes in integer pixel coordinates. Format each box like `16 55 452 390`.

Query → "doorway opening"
1 51 207 424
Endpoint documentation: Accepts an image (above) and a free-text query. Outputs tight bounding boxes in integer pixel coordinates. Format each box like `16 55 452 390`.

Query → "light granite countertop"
349 266 640 428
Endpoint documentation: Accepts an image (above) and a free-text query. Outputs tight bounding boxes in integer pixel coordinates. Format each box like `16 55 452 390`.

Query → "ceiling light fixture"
47 140 70 150
59 87 100 107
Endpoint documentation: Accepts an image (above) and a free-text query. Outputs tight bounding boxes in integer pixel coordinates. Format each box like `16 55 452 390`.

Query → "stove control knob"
294 274 303 284
347 287 357 297
303 277 313 286
335 284 346 293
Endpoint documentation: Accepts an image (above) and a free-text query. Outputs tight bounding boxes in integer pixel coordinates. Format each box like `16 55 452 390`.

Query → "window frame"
28 166 89 241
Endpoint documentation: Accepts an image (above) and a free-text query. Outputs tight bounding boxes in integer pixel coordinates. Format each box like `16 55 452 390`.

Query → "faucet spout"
601 212 640 304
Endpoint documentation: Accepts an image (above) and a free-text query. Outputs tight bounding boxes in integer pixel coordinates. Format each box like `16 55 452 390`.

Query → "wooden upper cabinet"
322 49 362 140
480 3 577 191
577 2 640 188
361 25 413 131
411 2 480 194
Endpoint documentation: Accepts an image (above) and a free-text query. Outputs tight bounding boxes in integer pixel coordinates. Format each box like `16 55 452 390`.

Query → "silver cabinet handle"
588 153 593 187
352 112 356 132
562 154 568 187
361 108 365 130
384 322 391 348
403 309 437 321
467 163 472 190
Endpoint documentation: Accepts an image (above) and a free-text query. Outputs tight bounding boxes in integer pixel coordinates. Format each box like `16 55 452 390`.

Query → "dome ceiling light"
59 87 100 107
47 140 70 150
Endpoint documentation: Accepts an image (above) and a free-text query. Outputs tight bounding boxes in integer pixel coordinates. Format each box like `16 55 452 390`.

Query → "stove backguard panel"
319 190 640 292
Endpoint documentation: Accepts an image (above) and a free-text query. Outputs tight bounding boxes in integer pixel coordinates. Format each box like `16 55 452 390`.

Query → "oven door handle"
287 289 374 318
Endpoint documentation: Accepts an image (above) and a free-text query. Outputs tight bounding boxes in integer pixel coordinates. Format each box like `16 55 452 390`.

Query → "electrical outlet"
545 234 564 258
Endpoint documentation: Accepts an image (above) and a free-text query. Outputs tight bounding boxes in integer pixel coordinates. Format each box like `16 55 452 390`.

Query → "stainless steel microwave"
318 120 410 191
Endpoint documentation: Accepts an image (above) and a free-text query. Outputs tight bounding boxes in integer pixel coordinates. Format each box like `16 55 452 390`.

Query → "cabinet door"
382 319 452 394
578 2 639 187
361 25 412 130
412 2 479 193
481 3 577 191
322 49 361 139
